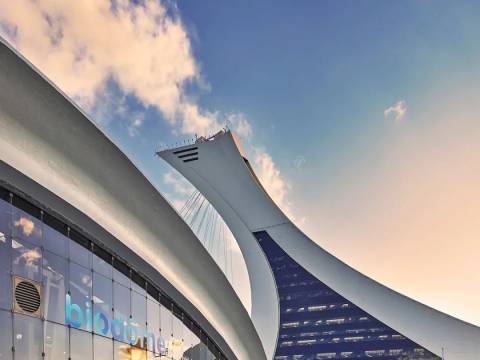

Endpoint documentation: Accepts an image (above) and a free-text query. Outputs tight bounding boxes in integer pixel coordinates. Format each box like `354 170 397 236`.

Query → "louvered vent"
173 146 199 162
13 276 42 317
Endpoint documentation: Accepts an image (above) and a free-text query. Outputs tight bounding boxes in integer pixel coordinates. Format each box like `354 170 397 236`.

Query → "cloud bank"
1 0 223 135
1 0 298 234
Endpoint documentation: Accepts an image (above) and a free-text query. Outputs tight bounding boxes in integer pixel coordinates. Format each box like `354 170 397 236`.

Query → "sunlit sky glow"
1 0 479 325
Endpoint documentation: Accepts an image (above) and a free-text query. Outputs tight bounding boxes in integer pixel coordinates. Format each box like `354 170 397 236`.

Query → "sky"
1 0 479 326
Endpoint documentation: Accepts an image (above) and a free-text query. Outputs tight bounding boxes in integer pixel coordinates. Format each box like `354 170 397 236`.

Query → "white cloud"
227 112 252 138
253 147 295 220
293 155 306 169
0 0 222 135
127 113 145 137
384 100 407 122
163 170 194 196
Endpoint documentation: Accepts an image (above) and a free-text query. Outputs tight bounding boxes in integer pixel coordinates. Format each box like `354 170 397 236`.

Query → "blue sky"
1 0 479 324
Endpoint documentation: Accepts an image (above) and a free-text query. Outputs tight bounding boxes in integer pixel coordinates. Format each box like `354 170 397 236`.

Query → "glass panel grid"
0 187 223 360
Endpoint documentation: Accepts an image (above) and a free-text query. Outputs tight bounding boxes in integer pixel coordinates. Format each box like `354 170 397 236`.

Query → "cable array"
179 190 234 283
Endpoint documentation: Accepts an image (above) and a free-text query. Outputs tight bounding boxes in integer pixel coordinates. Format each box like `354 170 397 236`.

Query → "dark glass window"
254 230 440 360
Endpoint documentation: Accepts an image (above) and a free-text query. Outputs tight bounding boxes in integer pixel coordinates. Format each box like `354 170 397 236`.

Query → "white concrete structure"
0 38 265 360
159 130 480 360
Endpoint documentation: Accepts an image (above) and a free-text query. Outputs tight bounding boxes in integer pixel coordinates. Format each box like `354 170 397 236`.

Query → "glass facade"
254 231 441 360
0 186 226 360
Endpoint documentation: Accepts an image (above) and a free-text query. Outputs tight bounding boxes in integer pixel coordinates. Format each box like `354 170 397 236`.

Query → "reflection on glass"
44 225 67 257
43 250 67 323
131 290 146 347
0 199 11 242
14 314 43 360
171 315 184 360
94 272 113 337
11 238 42 281
94 334 113 360
0 230 10 273
113 282 130 343
131 346 147 360
44 321 68 360
113 269 130 288
71 328 93 360
160 306 172 339
94 254 112 279
0 272 11 310
0 310 12 360
69 239 91 268
147 300 160 354
114 340 131 360
0 198 224 360
12 208 41 245
69 262 92 331
0 233 12 310
131 281 145 296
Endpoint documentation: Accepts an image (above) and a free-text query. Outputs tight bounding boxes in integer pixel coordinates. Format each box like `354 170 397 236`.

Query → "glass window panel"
113 282 130 320
160 306 172 357
70 329 93 360
114 341 131 360
12 208 42 245
93 272 113 337
13 314 43 360
113 269 130 288
160 306 172 338
69 262 92 331
44 321 68 360
93 254 112 279
94 335 113 360
131 290 146 348
206 348 216 360
146 300 160 354
131 346 146 360
43 250 67 323
0 198 11 241
131 281 145 296
185 343 202 360
113 282 130 343
11 238 42 281
0 272 11 310
182 326 200 360
69 239 91 268
198 343 209 360
0 310 12 360
0 231 10 273
44 225 67 258
171 315 184 360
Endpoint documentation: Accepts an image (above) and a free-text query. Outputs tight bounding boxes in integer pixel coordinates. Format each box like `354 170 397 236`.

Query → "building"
158 131 480 360
0 39 265 360
1 33 479 360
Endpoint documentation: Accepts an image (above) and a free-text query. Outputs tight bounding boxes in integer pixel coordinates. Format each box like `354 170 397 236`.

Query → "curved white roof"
0 38 266 360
